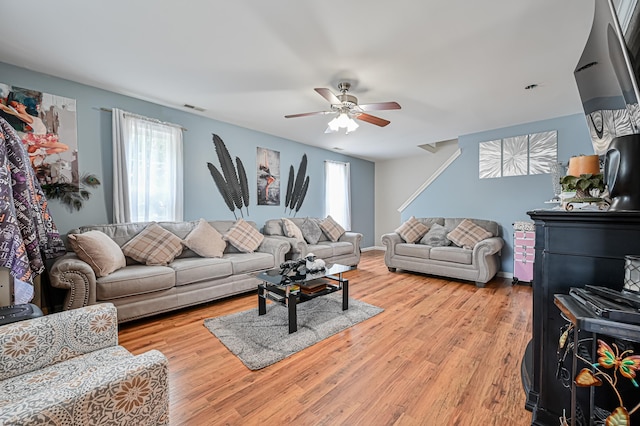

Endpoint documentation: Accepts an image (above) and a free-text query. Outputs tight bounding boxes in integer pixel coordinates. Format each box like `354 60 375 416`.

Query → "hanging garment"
0 117 65 284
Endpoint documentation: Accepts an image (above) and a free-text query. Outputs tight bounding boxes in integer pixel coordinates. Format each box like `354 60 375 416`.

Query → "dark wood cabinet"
525 210 640 426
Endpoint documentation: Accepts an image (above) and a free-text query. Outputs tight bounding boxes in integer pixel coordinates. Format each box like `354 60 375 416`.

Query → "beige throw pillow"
68 230 126 277
281 218 304 241
319 215 346 242
121 222 183 265
447 219 493 249
223 219 265 253
395 216 429 243
183 219 226 258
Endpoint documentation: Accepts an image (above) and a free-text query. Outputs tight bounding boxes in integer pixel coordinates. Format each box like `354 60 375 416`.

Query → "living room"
3 1 639 425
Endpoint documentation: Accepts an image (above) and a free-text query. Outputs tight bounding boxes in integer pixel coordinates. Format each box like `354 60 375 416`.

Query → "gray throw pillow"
299 217 323 244
420 223 452 247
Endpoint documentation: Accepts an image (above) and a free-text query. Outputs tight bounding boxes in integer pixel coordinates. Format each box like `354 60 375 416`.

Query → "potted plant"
560 173 605 199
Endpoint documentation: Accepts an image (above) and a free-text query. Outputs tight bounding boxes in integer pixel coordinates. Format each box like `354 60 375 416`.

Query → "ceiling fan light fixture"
326 112 358 134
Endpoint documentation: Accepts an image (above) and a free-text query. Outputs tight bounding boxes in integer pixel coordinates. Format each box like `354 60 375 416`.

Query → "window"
113 109 183 223
324 160 351 230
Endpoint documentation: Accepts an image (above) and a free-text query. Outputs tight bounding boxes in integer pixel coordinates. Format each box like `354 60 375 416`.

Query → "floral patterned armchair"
0 303 169 425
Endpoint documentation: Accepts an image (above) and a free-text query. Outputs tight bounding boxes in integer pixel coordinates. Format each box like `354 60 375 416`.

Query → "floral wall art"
479 130 557 179
0 83 77 185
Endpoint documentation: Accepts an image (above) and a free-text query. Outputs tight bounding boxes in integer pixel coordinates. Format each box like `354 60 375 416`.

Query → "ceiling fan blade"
355 113 391 127
314 88 341 105
285 111 332 119
358 101 401 111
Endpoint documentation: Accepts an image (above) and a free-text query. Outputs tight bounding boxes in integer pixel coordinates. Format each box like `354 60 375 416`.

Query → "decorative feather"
289 154 307 211
284 165 294 213
41 173 101 212
236 157 250 216
293 176 309 216
212 134 243 210
207 162 237 218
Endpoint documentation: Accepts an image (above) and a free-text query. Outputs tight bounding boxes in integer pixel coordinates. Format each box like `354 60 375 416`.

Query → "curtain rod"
99 107 188 131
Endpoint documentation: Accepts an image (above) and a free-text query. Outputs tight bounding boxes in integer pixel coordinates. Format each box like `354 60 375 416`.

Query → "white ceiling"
0 1 594 161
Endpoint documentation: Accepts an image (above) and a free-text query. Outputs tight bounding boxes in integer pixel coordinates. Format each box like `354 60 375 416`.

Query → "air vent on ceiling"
183 104 206 112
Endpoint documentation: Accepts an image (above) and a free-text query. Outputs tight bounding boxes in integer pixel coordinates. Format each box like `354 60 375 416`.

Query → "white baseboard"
497 271 513 279
362 246 385 252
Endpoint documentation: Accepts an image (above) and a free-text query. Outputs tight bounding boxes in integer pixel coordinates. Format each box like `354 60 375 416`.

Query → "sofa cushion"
169 257 233 286
447 219 493 249
396 243 432 258
306 244 334 260
420 223 452 247
223 252 275 274
395 216 429 243
223 218 265 253
429 247 473 264
68 231 126 277
281 218 304 241
319 215 346 242
299 217 323 244
327 241 354 257
96 265 175 300
121 222 183 266
182 218 226 258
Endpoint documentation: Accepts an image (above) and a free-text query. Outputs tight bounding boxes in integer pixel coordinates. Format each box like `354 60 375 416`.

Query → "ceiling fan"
285 82 401 132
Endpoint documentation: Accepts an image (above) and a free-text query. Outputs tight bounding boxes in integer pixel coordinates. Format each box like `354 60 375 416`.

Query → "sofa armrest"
0 303 118 381
381 232 402 267
0 349 170 425
472 237 504 258
472 237 504 284
49 252 98 310
339 232 362 256
257 237 291 265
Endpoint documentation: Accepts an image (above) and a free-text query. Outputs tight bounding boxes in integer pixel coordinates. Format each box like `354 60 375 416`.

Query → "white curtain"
112 108 183 223
324 160 351 230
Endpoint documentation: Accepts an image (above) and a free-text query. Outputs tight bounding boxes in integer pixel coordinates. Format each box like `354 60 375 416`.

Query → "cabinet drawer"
515 238 535 248
515 231 535 240
515 249 535 261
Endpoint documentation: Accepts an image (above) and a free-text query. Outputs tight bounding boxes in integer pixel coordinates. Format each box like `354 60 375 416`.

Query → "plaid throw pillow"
447 219 493 249
224 219 264 253
395 216 429 243
122 222 183 266
281 218 304 241
319 215 346 242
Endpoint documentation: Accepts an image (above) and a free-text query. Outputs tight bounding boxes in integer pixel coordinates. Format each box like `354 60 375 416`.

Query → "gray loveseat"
49 220 290 323
262 218 362 267
381 217 504 287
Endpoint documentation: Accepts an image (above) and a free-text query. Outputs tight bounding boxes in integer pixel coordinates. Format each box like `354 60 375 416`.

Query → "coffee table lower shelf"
257 270 349 334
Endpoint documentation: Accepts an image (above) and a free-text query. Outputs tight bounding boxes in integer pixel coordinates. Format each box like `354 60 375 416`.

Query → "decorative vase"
605 134 640 211
624 255 640 293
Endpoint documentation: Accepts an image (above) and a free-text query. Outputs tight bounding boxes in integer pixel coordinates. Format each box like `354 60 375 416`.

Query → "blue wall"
403 113 594 274
0 62 375 246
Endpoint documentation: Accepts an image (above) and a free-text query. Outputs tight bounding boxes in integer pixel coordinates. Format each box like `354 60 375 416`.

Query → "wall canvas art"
0 83 78 185
479 139 502 179
257 147 280 205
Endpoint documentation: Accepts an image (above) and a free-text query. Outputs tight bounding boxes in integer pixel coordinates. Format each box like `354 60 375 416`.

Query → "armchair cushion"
447 219 493 249
68 230 126 277
122 222 183 265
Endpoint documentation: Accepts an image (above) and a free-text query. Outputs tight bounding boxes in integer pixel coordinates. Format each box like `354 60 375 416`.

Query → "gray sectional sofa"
381 217 504 287
262 218 362 267
49 220 290 323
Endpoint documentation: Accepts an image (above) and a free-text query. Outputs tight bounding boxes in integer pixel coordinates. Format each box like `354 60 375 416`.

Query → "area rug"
204 293 383 370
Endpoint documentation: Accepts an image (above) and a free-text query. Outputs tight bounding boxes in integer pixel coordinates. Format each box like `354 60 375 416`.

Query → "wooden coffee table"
256 263 350 333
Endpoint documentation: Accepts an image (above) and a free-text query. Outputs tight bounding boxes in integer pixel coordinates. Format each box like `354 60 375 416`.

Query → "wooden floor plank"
118 250 534 425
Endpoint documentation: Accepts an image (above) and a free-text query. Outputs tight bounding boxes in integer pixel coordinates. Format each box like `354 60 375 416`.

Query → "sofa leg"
388 267 396 272
475 281 486 288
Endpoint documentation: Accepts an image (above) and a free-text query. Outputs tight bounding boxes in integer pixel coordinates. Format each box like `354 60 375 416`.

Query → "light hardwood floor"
118 250 534 426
